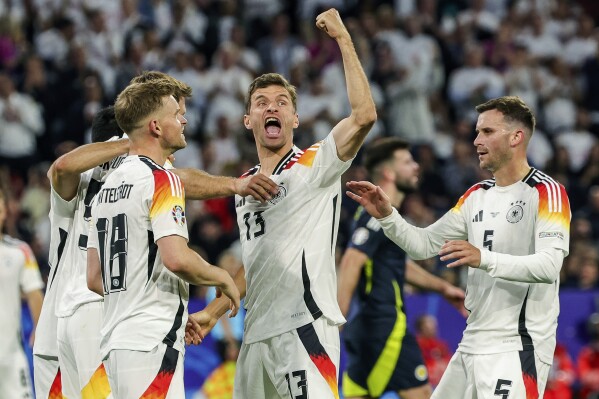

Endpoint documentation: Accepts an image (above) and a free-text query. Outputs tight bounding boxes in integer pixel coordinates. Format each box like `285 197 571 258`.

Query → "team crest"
415 365 428 381
171 205 186 226
506 200 525 223
268 184 287 205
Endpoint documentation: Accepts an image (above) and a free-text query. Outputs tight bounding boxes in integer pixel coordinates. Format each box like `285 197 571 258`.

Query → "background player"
187 8 377 399
346 96 571 398
87 79 239 397
338 137 465 399
0 189 44 398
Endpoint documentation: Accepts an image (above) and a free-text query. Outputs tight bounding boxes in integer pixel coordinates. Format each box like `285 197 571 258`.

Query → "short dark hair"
475 96 536 136
363 137 410 175
245 73 297 114
91 106 124 143
131 71 192 102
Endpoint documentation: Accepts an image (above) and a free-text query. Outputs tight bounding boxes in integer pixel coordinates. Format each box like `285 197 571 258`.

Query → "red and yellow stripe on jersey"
149 169 185 221
297 323 340 399
297 141 322 167
451 180 495 213
19 243 39 270
48 369 64 399
535 179 570 229
81 363 111 399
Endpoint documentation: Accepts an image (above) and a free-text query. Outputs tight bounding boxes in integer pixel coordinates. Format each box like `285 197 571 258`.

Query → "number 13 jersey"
236 134 350 344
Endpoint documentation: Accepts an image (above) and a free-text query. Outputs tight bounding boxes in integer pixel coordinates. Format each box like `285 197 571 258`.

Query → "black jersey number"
79 178 105 250
96 213 128 293
243 211 265 240
285 370 307 399
494 379 512 399
483 230 494 251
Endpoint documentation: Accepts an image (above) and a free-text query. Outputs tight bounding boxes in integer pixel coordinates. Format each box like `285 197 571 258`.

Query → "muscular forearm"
405 260 447 293
204 266 246 319
25 290 44 327
479 247 564 283
337 249 366 317
378 209 465 260
173 168 237 200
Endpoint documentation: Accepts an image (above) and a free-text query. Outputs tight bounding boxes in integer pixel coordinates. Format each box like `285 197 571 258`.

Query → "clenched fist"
316 8 350 41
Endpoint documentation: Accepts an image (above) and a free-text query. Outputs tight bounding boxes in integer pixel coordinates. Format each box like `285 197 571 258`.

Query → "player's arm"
405 259 466 316
347 181 467 259
316 9 376 161
337 247 368 317
158 235 240 316
172 168 278 202
48 139 130 201
24 288 44 346
186 265 247 345
87 247 104 296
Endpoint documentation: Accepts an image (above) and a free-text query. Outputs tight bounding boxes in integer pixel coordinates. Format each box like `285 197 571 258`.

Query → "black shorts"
342 313 428 397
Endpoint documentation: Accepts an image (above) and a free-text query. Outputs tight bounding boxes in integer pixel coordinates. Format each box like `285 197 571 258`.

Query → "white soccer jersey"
0 236 44 356
33 188 76 357
55 155 126 317
235 133 350 344
378 168 571 364
88 155 190 358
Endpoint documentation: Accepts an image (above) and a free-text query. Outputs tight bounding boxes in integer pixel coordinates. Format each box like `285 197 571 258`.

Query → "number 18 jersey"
88 155 189 358
236 134 350 344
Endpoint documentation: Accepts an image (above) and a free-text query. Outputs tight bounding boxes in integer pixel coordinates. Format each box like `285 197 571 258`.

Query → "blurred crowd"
2 0 599 395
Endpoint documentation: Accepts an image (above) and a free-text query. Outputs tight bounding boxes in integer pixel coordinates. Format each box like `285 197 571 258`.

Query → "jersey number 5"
96 213 128 293
483 230 494 251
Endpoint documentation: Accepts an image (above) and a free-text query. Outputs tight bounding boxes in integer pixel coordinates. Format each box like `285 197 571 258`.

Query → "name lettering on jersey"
97 183 134 204
506 200 525 223
100 155 125 171
539 231 564 240
472 210 483 222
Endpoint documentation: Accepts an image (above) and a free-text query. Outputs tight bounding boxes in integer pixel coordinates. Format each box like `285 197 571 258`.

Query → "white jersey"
378 168 571 364
0 235 44 357
33 188 76 357
88 155 189 358
235 133 350 344
55 155 126 317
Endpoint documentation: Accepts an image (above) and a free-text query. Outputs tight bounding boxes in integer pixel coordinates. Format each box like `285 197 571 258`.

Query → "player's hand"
439 240 481 269
441 283 468 318
346 181 393 219
234 174 279 203
185 311 215 345
316 8 350 41
219 276 241 318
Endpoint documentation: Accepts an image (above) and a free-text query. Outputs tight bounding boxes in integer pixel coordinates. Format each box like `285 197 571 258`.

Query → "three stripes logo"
472 210 483 223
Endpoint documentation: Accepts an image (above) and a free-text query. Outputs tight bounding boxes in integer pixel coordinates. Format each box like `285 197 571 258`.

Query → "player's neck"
257 144 293 176
493 160 531 187
128 143 167 167
380 181 404 209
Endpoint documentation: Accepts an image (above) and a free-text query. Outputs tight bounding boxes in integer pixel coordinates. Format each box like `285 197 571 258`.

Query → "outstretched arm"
48 139 130 201
186 265 247 345
405 259 467 317
172 168 278 202
316 8 376 161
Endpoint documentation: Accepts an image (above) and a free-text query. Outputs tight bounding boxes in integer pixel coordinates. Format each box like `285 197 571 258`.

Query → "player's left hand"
316 8 350 41
234 173 279 203
185 311 215 345
439 240 481 269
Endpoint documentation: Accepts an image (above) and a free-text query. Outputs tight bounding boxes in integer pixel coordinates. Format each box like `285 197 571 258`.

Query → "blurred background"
3 0 599 397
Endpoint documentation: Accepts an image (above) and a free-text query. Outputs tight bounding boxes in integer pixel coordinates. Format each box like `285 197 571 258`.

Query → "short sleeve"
149 169 189 241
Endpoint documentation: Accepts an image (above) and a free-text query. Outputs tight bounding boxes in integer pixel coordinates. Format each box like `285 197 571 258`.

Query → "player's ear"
149 119 161 136
293 113 299 128
243 115 251 130
511 130 524 147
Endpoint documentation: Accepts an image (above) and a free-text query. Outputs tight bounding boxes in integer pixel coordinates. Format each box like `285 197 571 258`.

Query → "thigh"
431 352 472 399
104 343 182 399
472 351 546 399
270 317 340 399
33 355 62 399
0 349 34 399
234 341 277 399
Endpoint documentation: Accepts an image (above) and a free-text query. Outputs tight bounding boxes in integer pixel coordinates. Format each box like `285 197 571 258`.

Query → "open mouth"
265 117 281 137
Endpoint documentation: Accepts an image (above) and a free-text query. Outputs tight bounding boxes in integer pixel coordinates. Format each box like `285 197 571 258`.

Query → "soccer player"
0 189 44 398
338 138 465 399
87 79 240 397
346 96 571 399
187 8 377 398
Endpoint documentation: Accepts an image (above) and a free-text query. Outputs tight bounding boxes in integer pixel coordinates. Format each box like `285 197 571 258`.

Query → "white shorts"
33 355 61 399
432 350 550 399
234 317 340 399
0 348 34 399
57 301 111 398
104 342 184 398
